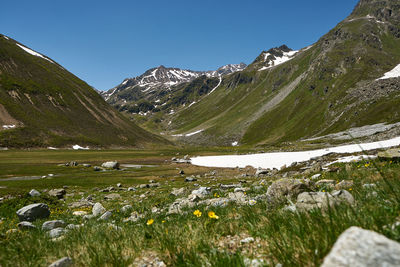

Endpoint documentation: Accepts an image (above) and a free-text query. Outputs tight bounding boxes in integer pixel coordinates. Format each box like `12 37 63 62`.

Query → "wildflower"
208 211 219 219
146 219 154 226
162 220 166 223
349 188 353 191
193 210 202 218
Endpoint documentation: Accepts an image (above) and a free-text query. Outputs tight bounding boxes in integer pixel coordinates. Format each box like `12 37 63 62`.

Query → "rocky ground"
0 148 400 266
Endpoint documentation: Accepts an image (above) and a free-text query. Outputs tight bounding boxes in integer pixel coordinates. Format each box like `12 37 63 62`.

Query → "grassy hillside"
161 0 400 147
0 35 169 148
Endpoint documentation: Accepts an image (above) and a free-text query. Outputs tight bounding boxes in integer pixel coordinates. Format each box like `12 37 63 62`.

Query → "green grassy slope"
0 35 169 148
166 0 400 147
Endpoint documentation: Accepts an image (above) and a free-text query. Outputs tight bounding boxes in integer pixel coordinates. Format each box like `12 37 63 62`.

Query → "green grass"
0 149 400 266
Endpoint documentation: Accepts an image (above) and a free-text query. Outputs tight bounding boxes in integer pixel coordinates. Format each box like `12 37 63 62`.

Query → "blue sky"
2 0 359 91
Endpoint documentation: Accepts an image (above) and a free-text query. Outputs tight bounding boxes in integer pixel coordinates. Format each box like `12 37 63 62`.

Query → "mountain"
146 0 400 146
0 35 169 148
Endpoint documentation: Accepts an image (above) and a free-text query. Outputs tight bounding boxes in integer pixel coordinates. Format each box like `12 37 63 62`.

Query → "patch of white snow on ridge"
47 147 58 150
232 141 238 147
172 129 204 137
208 76 222 95
191 136 400 169
378 64 400 80
72 145 89 150
188 101 196 108
259 50 298 71
2 125 16 129
326 155 377 166
16 44 54 63
3 36 9 40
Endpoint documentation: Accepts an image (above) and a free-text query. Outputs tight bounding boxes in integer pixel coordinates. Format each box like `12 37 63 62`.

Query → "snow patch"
2 124 16 129
232 141 238 147
326 155 377 166
172 129 204 137
188 101 196 108
191 136 400 169
208 76 222 95
378 64 400 80
259 50 298 71
16 43 54 64
3 36 9 40
47 147 58 150
72 145 89 150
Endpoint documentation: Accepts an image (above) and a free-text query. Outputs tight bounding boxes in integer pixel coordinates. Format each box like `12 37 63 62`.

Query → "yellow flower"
162 220 166 223
208 211 219 219
146 219 154 225
193 210 202 217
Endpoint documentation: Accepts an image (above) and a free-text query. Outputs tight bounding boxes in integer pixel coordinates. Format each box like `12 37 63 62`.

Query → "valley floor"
0 146 400 266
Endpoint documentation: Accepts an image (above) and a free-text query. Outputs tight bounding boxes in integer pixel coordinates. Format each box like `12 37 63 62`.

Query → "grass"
0 149 400 266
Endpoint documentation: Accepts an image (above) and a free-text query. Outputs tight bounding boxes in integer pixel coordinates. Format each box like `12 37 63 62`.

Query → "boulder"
101 161 119 169
378 148 400 161
29 189 41 197
296 190 354 211
49 228 66 238
191 187 211 198
17 221 36 230
16 203 50 222
266 178 310 202
322 227 400 267
171 188 186 196
335 180 354 190
42 220 66 231
48 189 66 199
98 211 112 220
48 257 73 267
92 202 106 216
104 193 121 200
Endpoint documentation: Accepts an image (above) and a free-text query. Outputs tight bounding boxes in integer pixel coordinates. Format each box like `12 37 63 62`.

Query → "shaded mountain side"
165 0 400 147
0 35 169 148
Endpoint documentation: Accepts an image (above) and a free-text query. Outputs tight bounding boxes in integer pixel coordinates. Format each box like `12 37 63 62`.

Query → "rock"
68 161 78 167
255 168 269 177
311 174 321 180
49 228 65 238
92 202 106 216
48 189 66 199
121 205 133 213
29 189 41 197
82 164 91 167
179 170 185 175
123 212 143 223
296 190 354 211
66 224 83 230
243 258 265 267
117 183 122 187
228 191 247 204
305 162 323 174
48 257 73 267
68 200 93 209
42 220 66 231
378 148 400 161
104 193 121 200
16 203 50 222
149 183 160 188
335 180 354 190
98 211 112 220
128 187 137 191
185 177 197 182
220 184 240 190
83 215 95 220
17 221 36 229
200 198 230 207
240 237 255 244
363 183 377 188
322 226 400 267
316 179 336 188
93 166 102 171
266 178 310 202
191 187 211 198
171 188 186 196
101 161 119 169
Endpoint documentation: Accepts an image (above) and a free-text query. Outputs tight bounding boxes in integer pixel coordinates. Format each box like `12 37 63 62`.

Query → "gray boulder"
92 202 106 216
42 220 66 231
296 190 354 211
17 221 36 229
322 227 400 267
121 205 133 213
49 257 73 267
49 228 65 238
101 161 119 169
98 211 112 220
48 189 66 199
170 187 186 196
29 189 41 197
16 203 50 221
266 178 310 202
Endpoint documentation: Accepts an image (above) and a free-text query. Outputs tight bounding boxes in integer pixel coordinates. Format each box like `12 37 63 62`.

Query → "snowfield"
191 136 400 169
378 63 400 80
16 43 54 64
72 145 89 150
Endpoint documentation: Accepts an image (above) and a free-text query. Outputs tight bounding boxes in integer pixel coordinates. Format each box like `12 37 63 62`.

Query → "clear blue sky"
2 0 359 91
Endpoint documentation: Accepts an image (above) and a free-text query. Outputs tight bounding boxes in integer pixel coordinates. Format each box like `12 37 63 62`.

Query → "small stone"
101 161 119 169
66 224 82 230
42 220 66 231
315 179 336 187
49 228 65 238
179 170 185 175
121 205 133 213
48 257 73 267
82 164 91 167
17 221 36 230
311 174 321 180
48 189 66 199
104 193 121 200
240 237 255 244
117 183 122 188
185 177 197 182
92 202 106 216
93 166 101 171
171 188 186 196
29 189 41 197
98 211 112 220
83 215 95 220
335 180 354 190
128 187 137 191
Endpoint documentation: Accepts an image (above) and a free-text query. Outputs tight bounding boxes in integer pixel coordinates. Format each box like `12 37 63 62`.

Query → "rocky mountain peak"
351 0 400 22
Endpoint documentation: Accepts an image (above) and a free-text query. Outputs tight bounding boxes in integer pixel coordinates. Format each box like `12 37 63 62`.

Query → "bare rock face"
16 203 50 222
322 226 400 267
